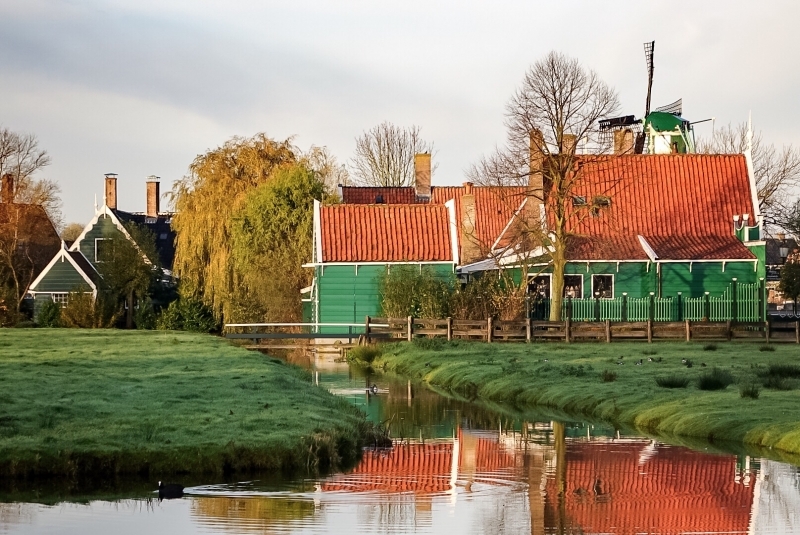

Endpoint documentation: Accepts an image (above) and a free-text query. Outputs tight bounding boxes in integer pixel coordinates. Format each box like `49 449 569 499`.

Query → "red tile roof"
336 154 757 262
341 187 419 204
560 154 756 260
320 204 453 263
432 186 527 254
645 234 755 260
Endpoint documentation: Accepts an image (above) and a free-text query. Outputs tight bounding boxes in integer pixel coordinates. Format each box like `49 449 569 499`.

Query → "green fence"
531 279 765 322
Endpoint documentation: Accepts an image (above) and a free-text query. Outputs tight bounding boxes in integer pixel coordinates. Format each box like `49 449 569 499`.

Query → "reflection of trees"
191 497 315 533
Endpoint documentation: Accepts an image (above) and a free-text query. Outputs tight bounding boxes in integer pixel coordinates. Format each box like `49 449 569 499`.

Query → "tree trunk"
549 242 567 321
126 290 134 329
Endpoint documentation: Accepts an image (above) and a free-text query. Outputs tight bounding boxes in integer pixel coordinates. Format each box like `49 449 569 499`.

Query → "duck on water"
158 481 184 500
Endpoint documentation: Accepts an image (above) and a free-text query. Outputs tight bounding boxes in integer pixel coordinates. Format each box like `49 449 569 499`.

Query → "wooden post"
677 292 683 322
365 315 371 343
526 318 532 343
685 319 691 342
594 296 601 322
649 292 655 322
446 317 453 341
704 292 711 321
759 277 766 321
731 278 738 322
487 316 493 343
796 320 799 344
647 319 653 343
765 320 770 344
565 317 571 343
604 319 611 343
621 293 628 322
726 320 732 341
407 316 413 342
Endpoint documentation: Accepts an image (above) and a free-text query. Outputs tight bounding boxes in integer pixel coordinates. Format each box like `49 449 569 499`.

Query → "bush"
14 320 36 328
702 343 718 351
134 298 157 330
36 300 61 327
600 370 617 382
697 367 734 391
655 375 690 389
763 363 800 378
759 344 776 352
347 345 382 364
157 298 218 333
379 265 452 319
61 292 122 328
763 376 793 390
740 383 760 399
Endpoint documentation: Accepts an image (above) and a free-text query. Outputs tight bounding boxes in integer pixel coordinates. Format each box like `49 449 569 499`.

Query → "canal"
2 352 800 534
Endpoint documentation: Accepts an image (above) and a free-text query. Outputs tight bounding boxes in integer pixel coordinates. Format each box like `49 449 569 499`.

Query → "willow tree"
469 51 619 321
229 165 325 322
170 134 298 320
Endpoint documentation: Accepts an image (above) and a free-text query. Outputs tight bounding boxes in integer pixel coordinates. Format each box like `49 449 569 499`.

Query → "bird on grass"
158 481 184 500
368 384 379 395
647 357 653 362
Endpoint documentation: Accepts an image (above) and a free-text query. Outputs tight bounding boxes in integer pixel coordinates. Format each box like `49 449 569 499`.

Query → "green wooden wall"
315 263 455 331
31 258 92 293
76 215 125 267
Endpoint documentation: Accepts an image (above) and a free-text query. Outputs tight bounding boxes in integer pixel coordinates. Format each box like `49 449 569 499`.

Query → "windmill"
644 41 655 118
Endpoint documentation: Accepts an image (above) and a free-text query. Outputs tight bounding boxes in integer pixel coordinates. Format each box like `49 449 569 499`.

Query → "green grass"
372 340 800 458
0 330 381 480
655 375 690 389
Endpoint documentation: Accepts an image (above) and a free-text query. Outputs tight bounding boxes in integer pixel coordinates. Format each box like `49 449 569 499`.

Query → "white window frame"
563 274 584 299
591 274 615 299
51 293 69 307
528 273 552 299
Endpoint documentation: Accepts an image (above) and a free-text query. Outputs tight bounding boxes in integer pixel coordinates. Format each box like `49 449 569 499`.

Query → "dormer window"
590 195 611 217
145 217 157 224
572 196 587 206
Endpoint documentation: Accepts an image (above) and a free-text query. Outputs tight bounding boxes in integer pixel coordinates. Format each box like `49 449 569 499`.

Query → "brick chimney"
414 153 431 200
613 129 634 155
104 173 118 210
1 174 13 204
527 130 545 228
460 181 481 264
146 175 160 217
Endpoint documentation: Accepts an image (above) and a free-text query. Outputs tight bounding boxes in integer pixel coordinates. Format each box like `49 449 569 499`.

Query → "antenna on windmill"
644 41 655 117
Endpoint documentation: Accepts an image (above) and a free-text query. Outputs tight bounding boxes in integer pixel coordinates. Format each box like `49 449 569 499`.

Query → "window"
51 293 69 307
592 274 614 298
145 217 157 224
564 275 583 299
528 275 551 299
572 196 587 207
95 238 112 262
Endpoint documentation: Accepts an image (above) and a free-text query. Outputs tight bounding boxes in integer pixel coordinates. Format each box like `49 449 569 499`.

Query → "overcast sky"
2 0 799 225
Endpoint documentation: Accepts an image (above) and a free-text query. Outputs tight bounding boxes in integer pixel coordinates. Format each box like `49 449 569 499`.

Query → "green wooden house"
27 174 175 315
320 151 766 323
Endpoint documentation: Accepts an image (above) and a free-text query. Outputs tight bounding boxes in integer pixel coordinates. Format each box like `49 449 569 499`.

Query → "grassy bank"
366 340 800 459
0 330 381 481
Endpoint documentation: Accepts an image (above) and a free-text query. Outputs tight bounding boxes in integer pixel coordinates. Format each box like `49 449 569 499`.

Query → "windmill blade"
654 99 682 116
644 41 655 117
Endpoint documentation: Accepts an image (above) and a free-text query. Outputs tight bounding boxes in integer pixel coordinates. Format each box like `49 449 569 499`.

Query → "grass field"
366 339 800 460
0 330 380 481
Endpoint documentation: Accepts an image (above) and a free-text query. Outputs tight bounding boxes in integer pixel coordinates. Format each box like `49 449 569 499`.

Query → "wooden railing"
365 316 800 344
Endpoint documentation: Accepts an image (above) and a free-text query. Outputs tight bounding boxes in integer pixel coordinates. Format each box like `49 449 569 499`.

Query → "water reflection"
3 354 800 534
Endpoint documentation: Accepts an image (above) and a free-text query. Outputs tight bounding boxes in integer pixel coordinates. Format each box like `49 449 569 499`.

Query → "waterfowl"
158 481 184 500
369 384 379 395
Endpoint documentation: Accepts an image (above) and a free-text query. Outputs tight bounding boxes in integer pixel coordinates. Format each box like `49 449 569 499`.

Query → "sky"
2 0 799 226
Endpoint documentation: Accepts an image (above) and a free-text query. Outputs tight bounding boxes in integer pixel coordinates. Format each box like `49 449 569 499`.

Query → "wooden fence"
365 316 800 344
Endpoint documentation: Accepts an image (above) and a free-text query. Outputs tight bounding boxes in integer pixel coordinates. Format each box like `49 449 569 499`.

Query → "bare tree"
469 51 620 321
61 222 85 242
303 145 350 193
0 128 62 320
0 127 62 228
350 121 434 187
698 122 800 227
